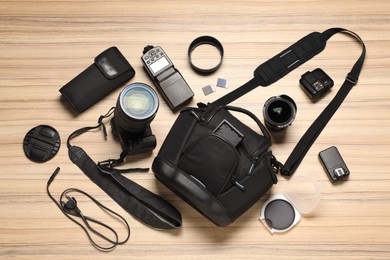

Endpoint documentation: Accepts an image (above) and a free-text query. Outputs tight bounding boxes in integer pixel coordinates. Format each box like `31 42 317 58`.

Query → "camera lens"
263 95 297 132
114 83 159 133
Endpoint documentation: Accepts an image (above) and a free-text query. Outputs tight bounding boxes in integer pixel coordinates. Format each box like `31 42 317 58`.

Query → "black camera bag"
153 105 277 226
153 28 365 226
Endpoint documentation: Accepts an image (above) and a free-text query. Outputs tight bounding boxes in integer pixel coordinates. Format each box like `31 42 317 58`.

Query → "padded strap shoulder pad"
254 32 326 86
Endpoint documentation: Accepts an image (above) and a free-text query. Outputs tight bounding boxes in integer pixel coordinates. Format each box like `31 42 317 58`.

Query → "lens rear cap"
23 125 61 163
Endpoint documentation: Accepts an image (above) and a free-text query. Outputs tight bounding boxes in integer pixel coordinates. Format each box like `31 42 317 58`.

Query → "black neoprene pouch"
59 47 135 112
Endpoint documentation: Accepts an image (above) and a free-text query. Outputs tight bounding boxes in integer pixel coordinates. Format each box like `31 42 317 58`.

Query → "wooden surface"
1 0 390 259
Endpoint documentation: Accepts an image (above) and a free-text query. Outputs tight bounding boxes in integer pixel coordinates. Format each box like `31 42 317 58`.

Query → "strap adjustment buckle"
346 73 358 85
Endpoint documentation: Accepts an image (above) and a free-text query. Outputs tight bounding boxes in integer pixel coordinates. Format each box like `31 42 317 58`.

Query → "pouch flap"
95 46 134 80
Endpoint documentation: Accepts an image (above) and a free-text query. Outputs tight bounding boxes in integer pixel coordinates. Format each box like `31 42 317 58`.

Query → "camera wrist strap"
66 109 182 230
212 28 366 176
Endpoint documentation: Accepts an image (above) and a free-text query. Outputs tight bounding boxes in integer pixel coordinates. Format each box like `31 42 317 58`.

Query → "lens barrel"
263 95 297 132
114 83 159 133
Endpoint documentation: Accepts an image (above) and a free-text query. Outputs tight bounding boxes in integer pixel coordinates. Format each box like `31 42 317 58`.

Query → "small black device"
263 95 297 132
141 45 194 110
300 68 334 100
319 146 350 182
111 83 159 155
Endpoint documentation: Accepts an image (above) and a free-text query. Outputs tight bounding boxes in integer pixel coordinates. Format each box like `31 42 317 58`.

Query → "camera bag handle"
196 103 271 141
212 28 366 176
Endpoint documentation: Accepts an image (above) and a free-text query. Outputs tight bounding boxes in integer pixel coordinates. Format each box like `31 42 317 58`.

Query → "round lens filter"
260 194 301 233
264 199 295 230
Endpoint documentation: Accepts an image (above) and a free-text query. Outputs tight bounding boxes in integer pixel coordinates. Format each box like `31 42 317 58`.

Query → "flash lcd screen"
150 56 170 74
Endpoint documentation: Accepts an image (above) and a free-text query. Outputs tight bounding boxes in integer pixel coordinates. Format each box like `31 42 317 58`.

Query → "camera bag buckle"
98 151 149 174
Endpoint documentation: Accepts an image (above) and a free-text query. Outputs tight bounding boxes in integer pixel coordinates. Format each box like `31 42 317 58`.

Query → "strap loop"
67 107 115 149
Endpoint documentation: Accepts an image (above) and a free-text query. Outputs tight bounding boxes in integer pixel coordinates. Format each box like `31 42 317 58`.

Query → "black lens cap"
23 125 61 163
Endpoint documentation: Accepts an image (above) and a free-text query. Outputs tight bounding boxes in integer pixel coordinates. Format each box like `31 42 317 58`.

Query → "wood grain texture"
1 0 390 259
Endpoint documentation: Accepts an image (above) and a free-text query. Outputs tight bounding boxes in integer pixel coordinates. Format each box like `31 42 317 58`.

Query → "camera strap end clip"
98 107 116 139
98 152 149 175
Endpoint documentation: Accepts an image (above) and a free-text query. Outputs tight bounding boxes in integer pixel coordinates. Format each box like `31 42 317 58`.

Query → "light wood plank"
1 0 390 258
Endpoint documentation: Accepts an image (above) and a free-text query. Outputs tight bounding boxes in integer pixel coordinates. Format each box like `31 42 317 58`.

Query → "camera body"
111 83 159 156
111 119 156 155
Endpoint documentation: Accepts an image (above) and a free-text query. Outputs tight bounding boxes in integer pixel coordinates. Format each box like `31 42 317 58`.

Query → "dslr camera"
111 83 159 155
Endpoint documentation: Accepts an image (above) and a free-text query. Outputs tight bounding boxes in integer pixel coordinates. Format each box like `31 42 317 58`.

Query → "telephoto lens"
263 95 297 132
114 83 159 133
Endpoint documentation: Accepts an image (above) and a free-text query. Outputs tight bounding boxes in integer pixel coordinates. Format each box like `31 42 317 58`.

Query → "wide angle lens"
114 83 159 133
263 95 297 132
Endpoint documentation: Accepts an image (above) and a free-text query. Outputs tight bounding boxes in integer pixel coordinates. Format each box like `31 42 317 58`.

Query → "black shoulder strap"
212 31 327 106
282 28 366 176
66 110 182 230
211 28 366 176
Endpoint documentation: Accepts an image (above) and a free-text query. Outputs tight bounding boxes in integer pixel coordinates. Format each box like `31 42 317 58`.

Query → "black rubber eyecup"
23 125 61 163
